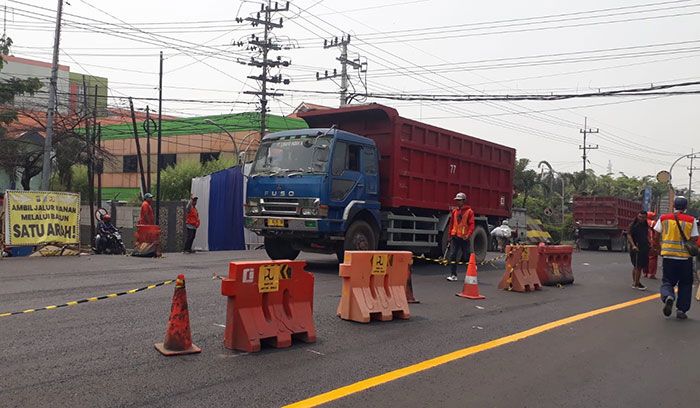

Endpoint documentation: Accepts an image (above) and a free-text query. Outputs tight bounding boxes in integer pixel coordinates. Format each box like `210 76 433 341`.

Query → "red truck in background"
246 103 515 262
573 196 642 251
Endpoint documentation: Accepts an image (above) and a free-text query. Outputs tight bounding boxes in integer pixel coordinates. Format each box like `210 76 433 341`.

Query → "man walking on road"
183 196 200 253
627 210 649 291
446 192 475 281
654 196 699 320
138 193 155 225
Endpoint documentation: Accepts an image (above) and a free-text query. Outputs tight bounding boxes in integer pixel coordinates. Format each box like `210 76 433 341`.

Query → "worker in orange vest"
446 192 475 281
654 196 699 319
183 196 200 253
138 193 155 225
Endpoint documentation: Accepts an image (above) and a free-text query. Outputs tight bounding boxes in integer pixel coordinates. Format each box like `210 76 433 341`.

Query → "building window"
123 155 138 173
158 154 177 170
200 152 220 164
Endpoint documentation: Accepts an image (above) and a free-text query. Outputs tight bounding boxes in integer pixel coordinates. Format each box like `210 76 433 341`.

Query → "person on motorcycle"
490 220 512 252
96 214 118 254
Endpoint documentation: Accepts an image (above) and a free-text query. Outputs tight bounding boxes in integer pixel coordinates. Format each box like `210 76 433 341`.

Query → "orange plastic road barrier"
337 251 411 323
456 253 485 299
406 266 419 304
499 245 542 292
535 244 574 286
155 274 202 356
220 260 316 352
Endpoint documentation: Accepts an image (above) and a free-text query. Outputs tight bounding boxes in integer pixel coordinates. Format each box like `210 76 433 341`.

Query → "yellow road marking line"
284 293 660 408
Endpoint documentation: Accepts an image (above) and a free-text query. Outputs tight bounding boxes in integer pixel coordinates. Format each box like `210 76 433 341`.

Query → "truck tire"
471 225 488 264
337 220 377 262
264 237 300 260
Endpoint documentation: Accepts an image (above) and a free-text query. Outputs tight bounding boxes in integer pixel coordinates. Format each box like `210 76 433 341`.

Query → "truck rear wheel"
471 225 488 264
264 237 300 260
337 220 377 262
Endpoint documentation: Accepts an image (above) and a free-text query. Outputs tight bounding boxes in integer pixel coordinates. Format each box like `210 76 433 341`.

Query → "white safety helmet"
453 192 467 201
502 220 509 226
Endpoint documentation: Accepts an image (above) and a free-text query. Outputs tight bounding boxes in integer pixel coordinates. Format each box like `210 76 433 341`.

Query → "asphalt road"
1 250 699 407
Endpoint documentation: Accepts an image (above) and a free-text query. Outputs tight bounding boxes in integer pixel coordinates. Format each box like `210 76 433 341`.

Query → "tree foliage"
513 156 695 230
159 157 237 200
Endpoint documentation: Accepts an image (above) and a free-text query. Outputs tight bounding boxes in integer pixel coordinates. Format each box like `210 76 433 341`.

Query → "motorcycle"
95 229 126 255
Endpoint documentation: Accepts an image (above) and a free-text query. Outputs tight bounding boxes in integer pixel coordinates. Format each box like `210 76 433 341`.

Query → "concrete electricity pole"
41 0 64 190
689 149 700 200
317 35 366 107
579 117 599 173
237 1 290 136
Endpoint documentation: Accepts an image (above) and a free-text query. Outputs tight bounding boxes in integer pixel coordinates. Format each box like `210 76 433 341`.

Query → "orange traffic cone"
456 254 486 300
406 266 420 304
155 274 202 356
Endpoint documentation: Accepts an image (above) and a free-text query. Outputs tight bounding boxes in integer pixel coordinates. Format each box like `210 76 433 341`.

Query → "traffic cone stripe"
464 275 478 285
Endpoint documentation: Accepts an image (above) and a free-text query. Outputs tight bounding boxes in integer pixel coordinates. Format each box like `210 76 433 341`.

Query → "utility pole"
143 105 153 192
41 0 64 190
156 51 163 225
689 149 700 200
237 1 290 136
317 35 367 107
128 97 148 195
579 117 599 173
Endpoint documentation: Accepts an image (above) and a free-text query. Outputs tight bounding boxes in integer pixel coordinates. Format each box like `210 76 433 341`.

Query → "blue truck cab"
245 128 381 260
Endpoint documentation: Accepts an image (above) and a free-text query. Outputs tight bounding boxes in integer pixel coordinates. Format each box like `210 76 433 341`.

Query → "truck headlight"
245 199 261 215
301 207 318 216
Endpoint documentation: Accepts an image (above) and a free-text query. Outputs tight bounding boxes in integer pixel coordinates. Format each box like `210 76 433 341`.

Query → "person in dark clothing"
95 214 118 253
627 210 649 291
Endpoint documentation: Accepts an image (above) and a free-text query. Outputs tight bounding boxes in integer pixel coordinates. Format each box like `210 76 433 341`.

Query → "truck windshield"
251 136 331 176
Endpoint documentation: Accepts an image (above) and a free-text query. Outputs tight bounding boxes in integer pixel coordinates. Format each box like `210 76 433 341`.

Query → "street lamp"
238 132 260 164
538 161 566 224
668 151 700 182
204 119 239 159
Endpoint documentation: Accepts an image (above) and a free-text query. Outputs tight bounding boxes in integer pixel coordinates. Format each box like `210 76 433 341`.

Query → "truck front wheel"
337 220 377 262
264 237 300 260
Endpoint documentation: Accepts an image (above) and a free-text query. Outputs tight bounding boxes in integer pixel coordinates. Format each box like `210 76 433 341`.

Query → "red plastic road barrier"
133 224 161 257
498 245 542 292
220 260 316 352
536 244 574 286
155 274 201 356
135 224 160 243
337 251 411 323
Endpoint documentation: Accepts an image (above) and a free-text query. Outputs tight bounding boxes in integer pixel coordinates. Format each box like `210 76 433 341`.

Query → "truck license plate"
267 218 285 227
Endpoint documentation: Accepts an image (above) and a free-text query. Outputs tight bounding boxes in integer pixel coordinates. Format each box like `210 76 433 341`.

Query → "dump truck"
245 104 515 262
573 196 642 251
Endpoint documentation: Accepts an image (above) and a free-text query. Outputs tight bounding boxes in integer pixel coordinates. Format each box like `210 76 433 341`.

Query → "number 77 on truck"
244 104 515 263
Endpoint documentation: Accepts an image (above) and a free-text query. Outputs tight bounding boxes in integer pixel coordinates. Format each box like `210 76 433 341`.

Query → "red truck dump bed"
299 104 515 218
573 196 641 229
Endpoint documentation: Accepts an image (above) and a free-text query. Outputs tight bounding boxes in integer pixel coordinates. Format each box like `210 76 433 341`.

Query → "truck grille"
261 198 300 215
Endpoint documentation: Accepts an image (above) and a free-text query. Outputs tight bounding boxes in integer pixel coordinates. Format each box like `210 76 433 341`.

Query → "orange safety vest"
450 207 475 239
657 212 696 258
186 205 200 228
139 201 155 225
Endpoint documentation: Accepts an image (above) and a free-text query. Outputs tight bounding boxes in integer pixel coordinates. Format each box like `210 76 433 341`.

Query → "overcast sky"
5 0 700 187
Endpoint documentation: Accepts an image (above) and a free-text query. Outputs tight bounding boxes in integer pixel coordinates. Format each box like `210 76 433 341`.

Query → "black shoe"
663 297 674 317
677 311 688 320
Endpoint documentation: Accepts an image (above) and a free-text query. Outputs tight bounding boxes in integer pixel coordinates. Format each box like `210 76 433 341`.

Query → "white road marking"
307 349 325 356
